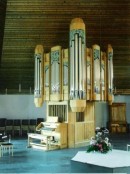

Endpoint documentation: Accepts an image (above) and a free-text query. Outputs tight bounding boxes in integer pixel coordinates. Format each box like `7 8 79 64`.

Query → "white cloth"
72 150 130 168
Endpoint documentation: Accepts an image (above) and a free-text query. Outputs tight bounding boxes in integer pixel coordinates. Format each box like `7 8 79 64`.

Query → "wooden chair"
0 118 6 134
6 119 13 136
29 119 37 133
13 119 21 137
21 119 29 136
0 133 13 157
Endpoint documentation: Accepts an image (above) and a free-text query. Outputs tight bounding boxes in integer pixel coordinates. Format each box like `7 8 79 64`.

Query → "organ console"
32 17 114 149
28 116 67 150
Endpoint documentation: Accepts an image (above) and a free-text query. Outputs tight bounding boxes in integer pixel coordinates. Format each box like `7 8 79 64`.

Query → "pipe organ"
34 19 114 108
33 18 114 149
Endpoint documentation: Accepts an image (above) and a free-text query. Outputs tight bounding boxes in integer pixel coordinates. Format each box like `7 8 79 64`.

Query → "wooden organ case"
32 18 114 150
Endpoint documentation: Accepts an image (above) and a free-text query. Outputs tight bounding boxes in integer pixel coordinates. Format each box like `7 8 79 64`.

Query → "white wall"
0 95 46 120
95 102 109 128
95 95 130 128
0 94 130 127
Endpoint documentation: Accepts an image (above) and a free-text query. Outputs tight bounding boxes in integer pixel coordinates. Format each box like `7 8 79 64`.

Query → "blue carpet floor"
0 133 130 173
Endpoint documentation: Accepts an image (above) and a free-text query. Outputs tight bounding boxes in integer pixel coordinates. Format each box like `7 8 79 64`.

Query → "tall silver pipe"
72 41 75 95
56 60 60 92
82 43 86 99
70 41 75 98
74 34 79 98
34 45 44 107
51 59 55 93
34 54 41 97
37 59 41 95
78 37 82 99
108 52 113 93
34 56 37 93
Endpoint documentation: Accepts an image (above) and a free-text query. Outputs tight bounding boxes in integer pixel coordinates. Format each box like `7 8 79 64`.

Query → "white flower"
97 132 102 136
105 137 109 142
108 142 111 147
96 127 100 131
91 136 95 140
90 137 96 145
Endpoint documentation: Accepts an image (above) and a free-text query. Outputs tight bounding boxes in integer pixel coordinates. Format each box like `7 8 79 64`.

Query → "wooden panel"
75 123 85 143
109 103 127 133
68 123 75 148
84 102 95 139
84 122 95 140
110 103 126 123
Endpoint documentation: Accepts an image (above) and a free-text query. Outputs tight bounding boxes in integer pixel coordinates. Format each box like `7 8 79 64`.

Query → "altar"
71 150 130 173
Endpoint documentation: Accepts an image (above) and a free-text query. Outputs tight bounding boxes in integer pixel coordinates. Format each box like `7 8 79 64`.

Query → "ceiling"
0 0 130 94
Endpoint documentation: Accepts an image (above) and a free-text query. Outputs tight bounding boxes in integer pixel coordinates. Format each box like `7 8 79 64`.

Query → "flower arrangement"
87 127 112 153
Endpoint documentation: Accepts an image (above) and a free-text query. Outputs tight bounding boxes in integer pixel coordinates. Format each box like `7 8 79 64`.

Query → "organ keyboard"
28 117 67 150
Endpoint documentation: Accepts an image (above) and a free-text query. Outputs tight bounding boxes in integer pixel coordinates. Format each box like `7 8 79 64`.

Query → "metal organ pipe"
50 46 62 101
70 41 75 98
79 37 83 99
82 42 86 98
34 45 44 107
51 48 61 94
44 53 50 101
107 44 114 104
74 34 79 98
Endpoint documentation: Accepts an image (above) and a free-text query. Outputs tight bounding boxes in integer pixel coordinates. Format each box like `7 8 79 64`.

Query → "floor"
0 133 130 173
